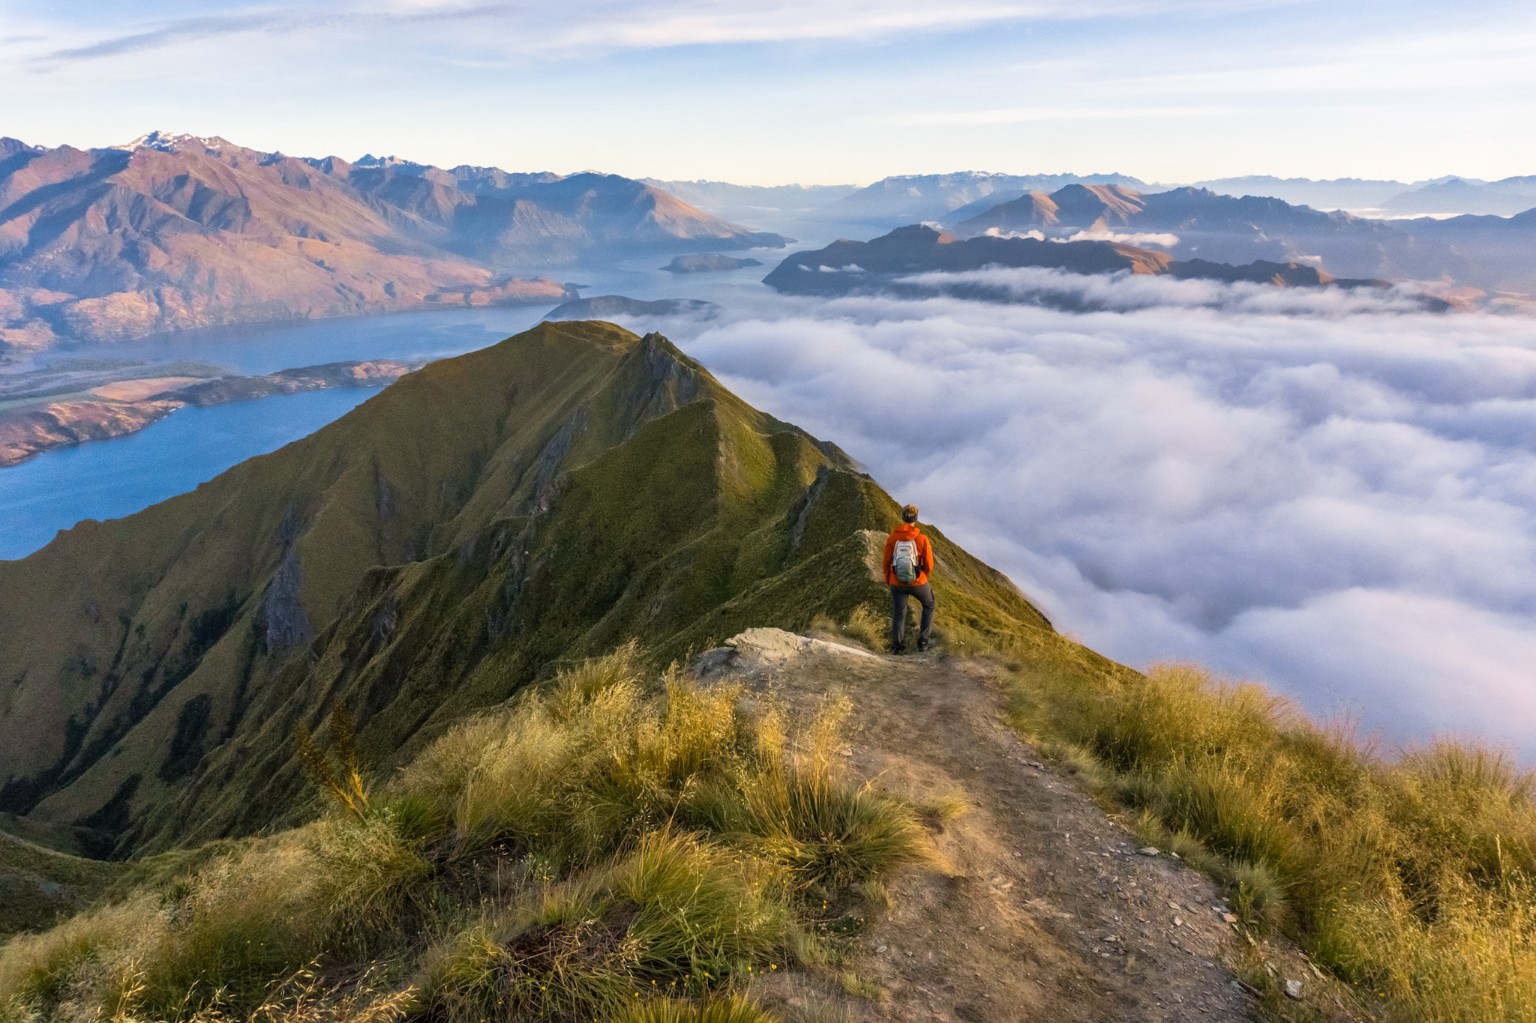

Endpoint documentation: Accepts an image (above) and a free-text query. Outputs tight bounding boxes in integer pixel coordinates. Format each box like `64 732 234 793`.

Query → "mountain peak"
112 131 234 154
0 137 41 157
354 152 416 168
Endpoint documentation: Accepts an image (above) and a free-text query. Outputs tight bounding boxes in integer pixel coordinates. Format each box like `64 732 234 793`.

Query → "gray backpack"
892 538 921 584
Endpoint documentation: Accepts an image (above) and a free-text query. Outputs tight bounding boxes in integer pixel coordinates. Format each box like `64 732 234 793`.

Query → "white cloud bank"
656 273 1536 759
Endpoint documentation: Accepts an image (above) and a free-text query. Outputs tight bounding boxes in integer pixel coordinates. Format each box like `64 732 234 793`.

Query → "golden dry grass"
0 648 926 1023
1000 651 1536 1023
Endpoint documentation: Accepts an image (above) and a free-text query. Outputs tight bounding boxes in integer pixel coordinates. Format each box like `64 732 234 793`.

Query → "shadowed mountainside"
0 320 1048 856
0 133 785 350
763 223 1399 301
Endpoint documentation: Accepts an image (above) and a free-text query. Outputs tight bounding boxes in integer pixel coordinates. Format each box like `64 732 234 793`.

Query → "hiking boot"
916 638 929 653
889 642 905 655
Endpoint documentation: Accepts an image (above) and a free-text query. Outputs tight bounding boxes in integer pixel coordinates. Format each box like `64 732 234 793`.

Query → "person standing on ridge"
883 503 935 654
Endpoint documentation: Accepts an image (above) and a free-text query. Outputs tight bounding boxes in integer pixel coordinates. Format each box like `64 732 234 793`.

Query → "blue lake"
0 389 379 560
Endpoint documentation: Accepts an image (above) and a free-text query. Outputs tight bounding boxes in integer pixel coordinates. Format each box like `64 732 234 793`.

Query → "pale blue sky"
1 1 1532 184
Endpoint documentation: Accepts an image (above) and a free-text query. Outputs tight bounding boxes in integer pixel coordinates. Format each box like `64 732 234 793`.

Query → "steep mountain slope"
0 135 784 350
0 320 1047 855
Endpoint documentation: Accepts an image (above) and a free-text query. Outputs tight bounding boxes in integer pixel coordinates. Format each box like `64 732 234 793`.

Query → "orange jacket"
883 524 934 586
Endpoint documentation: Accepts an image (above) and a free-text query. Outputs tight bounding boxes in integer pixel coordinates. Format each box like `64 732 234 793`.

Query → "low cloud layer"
656 273 1536 758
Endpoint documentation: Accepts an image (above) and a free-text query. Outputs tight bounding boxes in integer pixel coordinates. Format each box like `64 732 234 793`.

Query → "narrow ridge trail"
702 629 1344 1023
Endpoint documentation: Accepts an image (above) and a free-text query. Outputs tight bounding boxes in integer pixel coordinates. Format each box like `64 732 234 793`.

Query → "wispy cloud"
22 0 1314 68
42 13 286 62
31 4 510 67
877 104 1228 127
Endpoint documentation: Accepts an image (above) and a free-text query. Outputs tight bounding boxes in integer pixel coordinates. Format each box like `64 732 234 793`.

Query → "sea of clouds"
649 269 1536 759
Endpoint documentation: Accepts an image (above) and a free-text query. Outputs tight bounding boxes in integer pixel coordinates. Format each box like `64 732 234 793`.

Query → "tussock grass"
0 646 925 1023
1001 653 1536 1023
612 994 784 1022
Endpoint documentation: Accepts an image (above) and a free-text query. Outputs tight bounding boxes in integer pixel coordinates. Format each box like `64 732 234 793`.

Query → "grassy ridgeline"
997 626 1536 1023
0 646 926 1023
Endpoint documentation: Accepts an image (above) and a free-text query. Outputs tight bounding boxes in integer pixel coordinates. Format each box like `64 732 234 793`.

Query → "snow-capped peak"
113 131 229 153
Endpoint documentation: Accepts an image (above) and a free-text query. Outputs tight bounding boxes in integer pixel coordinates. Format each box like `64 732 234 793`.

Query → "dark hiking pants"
889 583 934 649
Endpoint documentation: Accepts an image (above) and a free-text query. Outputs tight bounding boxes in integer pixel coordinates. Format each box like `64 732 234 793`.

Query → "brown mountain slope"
0 135 784 349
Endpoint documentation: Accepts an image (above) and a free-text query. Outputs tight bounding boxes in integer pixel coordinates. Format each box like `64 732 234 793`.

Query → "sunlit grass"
0 646 925 1023
1000 648 1536 1023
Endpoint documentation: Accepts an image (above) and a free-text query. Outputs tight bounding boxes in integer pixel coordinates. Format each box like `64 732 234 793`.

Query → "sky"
2 0 1535 185
635 279 1536 760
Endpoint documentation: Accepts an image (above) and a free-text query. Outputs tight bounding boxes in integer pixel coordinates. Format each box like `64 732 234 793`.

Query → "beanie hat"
901 504 919 523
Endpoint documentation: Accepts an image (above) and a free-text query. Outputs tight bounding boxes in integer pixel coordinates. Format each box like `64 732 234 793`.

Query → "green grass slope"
0 827 120 938
0 321 1052 857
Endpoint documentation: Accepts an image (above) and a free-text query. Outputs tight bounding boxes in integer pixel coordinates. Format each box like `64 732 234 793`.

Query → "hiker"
883 503 935 654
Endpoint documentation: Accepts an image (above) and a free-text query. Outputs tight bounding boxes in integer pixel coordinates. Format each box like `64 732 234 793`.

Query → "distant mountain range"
935 183 1534 296
1379 176 1536 217
822 172 1155 225
642 179 858 224
1188 174 1536 217
0 132 786 349
657 171 1536 225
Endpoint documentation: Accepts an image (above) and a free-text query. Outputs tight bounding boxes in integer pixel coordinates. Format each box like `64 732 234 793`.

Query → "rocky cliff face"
0 320 1046 854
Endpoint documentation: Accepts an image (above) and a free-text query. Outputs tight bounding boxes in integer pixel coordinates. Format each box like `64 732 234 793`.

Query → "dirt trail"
699 629 1342 1023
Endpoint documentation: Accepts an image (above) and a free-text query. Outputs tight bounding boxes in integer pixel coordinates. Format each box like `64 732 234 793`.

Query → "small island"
660 253 764 274
543 295 721 321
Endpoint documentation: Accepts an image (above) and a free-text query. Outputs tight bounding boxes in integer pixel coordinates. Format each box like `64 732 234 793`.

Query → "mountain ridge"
0 320 1049 856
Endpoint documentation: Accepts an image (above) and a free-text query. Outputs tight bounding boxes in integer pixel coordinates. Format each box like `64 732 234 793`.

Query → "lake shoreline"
0 359 417 467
